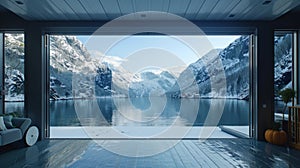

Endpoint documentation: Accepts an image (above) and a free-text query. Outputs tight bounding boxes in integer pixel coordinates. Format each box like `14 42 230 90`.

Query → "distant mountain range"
5 34 292 101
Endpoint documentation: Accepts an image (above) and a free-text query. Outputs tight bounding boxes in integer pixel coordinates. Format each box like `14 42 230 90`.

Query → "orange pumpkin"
264 129 287 146
264 129 273 143
272 130 287 146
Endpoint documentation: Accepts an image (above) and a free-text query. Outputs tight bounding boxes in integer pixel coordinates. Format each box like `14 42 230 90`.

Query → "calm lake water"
49 97 249 126
5 97 250 126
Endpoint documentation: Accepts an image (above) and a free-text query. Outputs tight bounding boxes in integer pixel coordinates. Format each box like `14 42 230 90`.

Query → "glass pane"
4 33 25 116
274 32 293 124
50 35 250 138
0 33 3 115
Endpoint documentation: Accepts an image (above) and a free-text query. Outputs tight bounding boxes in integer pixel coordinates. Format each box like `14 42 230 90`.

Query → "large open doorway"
47 34 252 139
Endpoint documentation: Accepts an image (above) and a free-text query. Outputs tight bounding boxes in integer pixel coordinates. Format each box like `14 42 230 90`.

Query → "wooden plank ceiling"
0 0 300 21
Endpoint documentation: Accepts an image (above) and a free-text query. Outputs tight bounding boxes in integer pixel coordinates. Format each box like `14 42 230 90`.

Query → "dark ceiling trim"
32 20 261 35
271 3 300 28
0 9 26 30
272 12 300 28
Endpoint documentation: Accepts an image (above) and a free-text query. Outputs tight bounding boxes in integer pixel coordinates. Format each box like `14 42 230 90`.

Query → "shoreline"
7 96 289 103
6 97 252 103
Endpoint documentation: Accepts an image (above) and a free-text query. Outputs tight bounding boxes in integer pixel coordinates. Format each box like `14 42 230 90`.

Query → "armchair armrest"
12 118 31 136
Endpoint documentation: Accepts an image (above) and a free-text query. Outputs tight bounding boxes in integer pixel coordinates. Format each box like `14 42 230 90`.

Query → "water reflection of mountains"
98 97 182 126
47 97 249 127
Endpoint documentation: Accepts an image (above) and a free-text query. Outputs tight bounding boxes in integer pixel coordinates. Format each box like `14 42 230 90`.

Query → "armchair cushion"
12 118 31 136
0 117 7 131
0 128 22 146
4 115 14 129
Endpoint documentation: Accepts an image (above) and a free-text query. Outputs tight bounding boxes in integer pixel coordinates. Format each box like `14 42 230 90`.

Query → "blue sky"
77 35 239 49
77 35 240 64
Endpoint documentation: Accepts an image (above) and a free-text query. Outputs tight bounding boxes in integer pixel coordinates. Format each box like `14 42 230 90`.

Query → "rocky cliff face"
4 33 25 101
274 34 293 95
95 65 112 96
50 35 133 99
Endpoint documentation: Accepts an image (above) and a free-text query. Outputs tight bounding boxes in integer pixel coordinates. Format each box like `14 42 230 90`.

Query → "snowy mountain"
172 36 249 99
170 36 250 99
50 35 98 99
219 36 250 99
4 34 25 101
170 34 292 99
274 34 293 95
129 71 177 97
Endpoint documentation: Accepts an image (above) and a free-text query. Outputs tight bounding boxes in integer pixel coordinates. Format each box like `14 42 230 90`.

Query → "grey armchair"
0 118 31 146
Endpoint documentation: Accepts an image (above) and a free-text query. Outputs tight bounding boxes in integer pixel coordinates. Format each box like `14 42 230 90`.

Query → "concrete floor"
0 139 299 167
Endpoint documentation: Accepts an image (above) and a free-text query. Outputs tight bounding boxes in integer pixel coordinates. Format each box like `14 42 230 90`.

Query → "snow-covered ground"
50 126 237 139
219 126 249 138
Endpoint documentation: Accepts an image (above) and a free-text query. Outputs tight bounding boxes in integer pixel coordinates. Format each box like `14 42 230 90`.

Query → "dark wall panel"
255 25 274 140
24 24 46 140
